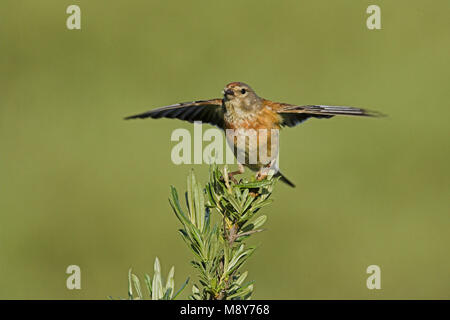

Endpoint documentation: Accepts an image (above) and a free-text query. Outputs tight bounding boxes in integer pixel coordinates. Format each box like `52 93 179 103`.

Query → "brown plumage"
125 82 382 187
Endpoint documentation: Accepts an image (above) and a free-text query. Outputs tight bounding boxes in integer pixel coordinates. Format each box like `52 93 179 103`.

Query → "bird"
125 82 381 187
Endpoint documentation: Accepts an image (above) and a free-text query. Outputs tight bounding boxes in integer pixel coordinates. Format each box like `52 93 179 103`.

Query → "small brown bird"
125 82 381 187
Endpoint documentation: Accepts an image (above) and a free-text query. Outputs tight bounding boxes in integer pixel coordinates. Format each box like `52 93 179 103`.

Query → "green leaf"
152 257 163 300
162 287 172 300
250 199 273 212
127 268 133 300
170 187 190 227
226 244 245 273
187 170 195 224
197 183 206 231
172 277 190 300
227 245 256 274
131 274 143 299
241 195 254 213
227 284 254 300
144 273 152 298
227 196 242 214
165 266 175 299
193 179 202 230
235 271 248 285
191 284 201 300
251 215 267 230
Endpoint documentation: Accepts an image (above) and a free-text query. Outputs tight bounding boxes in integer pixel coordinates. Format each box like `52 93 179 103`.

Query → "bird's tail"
274 171 295 188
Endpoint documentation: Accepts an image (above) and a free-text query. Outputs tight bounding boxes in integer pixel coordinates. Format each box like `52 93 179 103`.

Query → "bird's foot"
227 173 239 184
220 165 245 184
256 171 268 181
256 160 277 181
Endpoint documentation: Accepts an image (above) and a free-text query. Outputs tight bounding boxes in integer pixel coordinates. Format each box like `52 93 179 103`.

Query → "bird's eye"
241 89 247 94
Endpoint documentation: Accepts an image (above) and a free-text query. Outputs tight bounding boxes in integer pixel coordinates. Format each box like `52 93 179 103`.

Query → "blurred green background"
0 0 449 299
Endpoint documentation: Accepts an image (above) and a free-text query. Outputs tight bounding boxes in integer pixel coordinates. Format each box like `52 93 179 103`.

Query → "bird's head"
223 82 261 111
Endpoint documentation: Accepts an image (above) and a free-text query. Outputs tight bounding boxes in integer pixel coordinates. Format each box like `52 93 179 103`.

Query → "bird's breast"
224 104 281 131
223 106 280 168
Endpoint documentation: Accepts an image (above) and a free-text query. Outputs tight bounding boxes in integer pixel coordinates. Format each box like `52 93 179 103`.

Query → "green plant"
127 257 189 300
122 165 278 300
170 165 277 300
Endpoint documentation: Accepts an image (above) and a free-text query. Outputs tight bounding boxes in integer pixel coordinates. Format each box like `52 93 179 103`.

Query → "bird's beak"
224 89 234 97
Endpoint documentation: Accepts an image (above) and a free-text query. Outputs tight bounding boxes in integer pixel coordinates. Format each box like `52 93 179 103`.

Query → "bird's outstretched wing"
124 99 224 128
267 101 382 127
